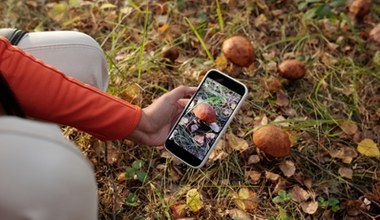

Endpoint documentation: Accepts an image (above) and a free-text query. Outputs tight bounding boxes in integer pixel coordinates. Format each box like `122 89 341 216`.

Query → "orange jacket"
0 37 141 140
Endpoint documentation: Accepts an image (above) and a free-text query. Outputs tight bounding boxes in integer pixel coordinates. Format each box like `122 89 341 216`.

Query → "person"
0 29 196 220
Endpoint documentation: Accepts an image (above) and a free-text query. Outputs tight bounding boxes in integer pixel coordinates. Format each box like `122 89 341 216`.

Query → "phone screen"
165 70 247 168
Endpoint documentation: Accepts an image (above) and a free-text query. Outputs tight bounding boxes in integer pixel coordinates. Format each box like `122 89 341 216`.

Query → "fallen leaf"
186 189 203 213
116 172 126 183
233 188 259 211
254 13 267 27
344 200 363 217
260 76 282 93
330 146 358 164
274 115 290 127
276 91 290 107
254 114 268 127
301 201 318 214
294 172 313 190
340 120 358 136
226 209 251 220
357 138 380 157
290 185 310 203
262 51 276 61
338 167 353 179
170 203 187 218
273 177 288 195
208 139 229 161
279 160 296 177
227 132 249 152
247 155 260 164
265 170 280 182
215 55 228 70
246 170 262 184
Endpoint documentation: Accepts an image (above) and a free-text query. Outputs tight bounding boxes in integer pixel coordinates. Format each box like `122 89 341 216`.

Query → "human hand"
127 86 197 146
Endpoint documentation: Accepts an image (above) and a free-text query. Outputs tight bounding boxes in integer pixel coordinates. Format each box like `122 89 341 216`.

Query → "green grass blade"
184 17 214 62
137 5 150 80
216 0 224 31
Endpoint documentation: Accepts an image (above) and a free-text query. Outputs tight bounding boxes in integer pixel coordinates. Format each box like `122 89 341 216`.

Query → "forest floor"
1 0 380 219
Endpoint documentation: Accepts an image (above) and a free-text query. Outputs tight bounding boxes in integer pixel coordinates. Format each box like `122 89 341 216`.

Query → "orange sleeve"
0 37 142 141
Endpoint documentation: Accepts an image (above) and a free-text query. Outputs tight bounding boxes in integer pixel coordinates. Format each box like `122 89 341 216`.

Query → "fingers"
166 86 197 102
177 98 190 108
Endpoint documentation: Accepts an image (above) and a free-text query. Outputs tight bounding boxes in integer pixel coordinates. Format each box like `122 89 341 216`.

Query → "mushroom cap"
278 59 306 80
222 36 255 67
192 103 217 123
163 47 180 63
252 125 291 157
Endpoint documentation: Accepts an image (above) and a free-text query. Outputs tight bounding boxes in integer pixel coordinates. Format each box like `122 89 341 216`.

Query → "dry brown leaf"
294 172 313 190
170 203 187 219
276 91 290 107
247 155 260 164
265 170 280 182
344 200 363 217
330 146 358 164
273 115 290 127
290 185 311 203
254 13 267 27
279 160 296 177
246 170 262 184
340 120 358 136
262 51 276 61
261 76 282 93
209 139 228 161
232 188 259 212
227 132 249 152
304 178 313 190
273 177 288 195
338 167 353 179
253 114 269 128
226 209 251 220
301 201 318 214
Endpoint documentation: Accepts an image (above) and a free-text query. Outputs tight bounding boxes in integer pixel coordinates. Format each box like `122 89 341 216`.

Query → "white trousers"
0 31 109 220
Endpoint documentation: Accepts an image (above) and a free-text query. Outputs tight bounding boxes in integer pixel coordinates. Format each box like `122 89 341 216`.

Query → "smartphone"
164 69 248 168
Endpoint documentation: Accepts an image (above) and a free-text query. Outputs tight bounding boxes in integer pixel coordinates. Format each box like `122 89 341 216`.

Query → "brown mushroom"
252 124 291 157
222 36 255 67
163 47 180 63
192 103 217 123
278 59 306 81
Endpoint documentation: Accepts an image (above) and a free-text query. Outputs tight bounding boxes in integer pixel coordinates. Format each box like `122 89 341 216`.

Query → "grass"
1 0 380 219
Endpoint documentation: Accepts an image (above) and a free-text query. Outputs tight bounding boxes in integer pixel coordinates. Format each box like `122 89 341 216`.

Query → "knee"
0 117 98 220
